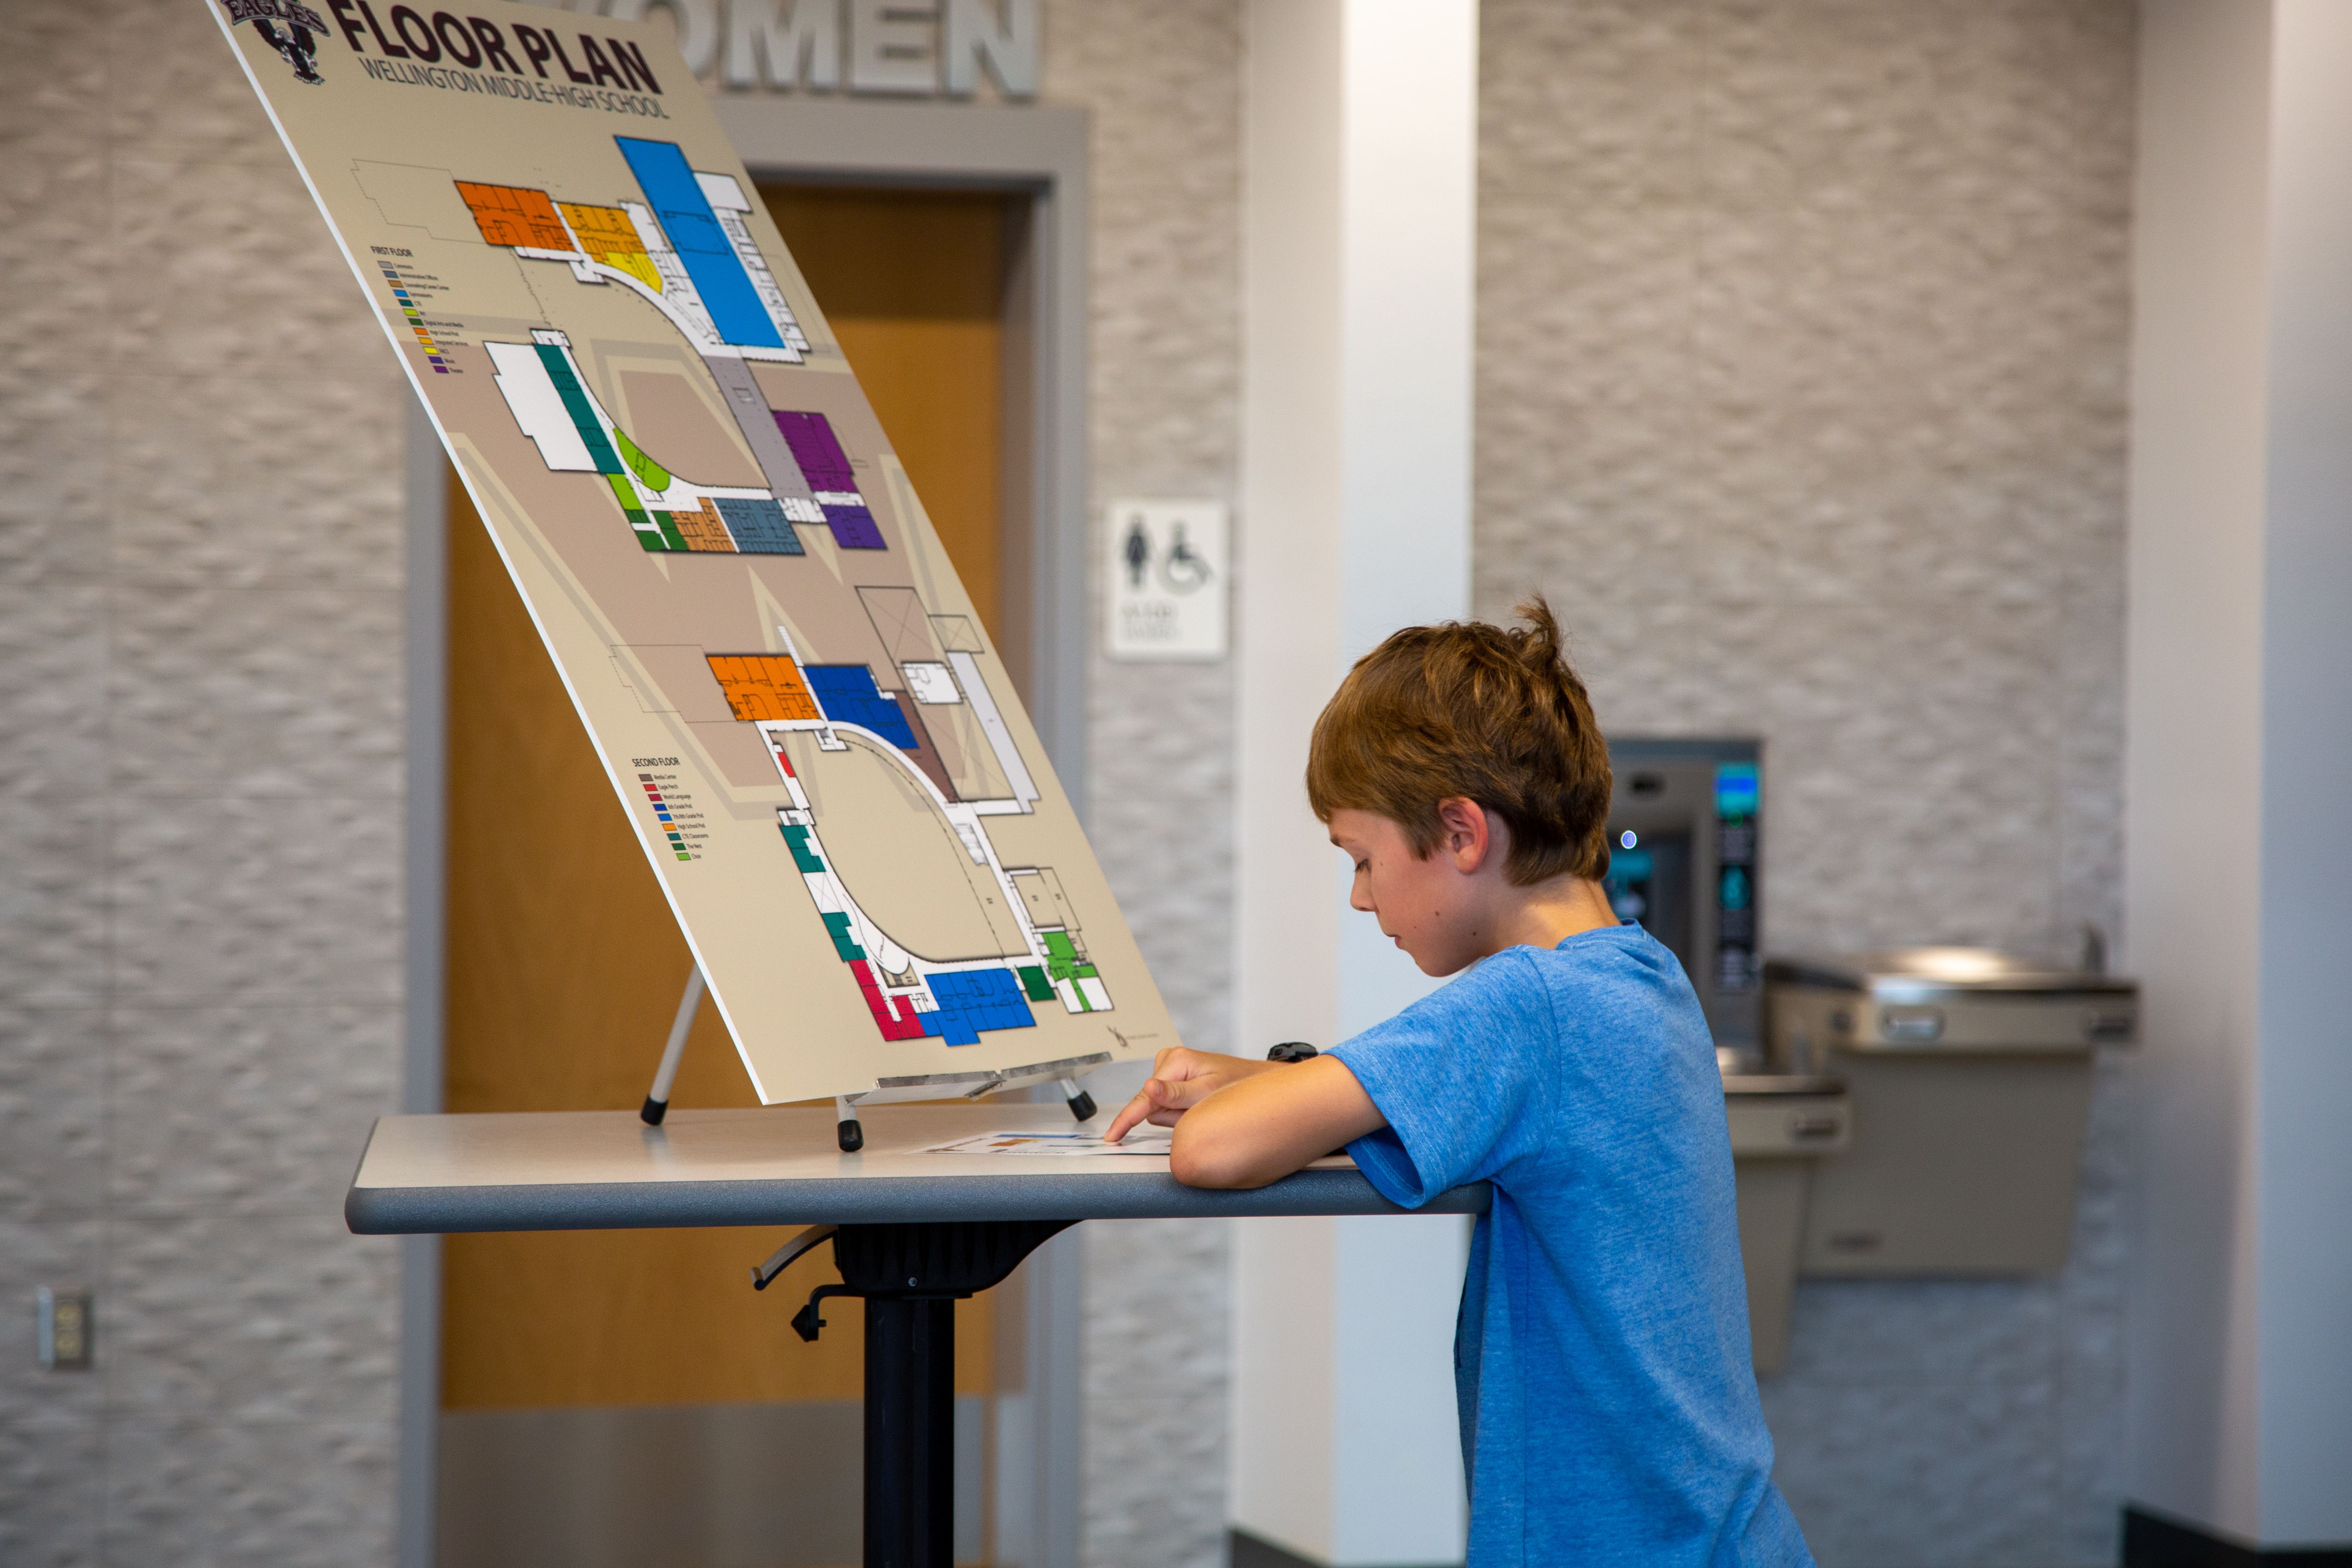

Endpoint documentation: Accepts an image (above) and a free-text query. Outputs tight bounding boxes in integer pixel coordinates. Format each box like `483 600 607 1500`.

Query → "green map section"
615 428 670 490
822 912 865 962
781 824 826 874
534 339 693 552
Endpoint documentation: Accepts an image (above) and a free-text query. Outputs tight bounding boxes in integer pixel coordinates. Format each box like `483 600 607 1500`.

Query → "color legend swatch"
640 773 692 860
378 261 447 372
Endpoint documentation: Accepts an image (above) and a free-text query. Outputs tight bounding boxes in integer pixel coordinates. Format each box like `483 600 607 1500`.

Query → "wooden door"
760 186 1012 640
441 189 1015 1415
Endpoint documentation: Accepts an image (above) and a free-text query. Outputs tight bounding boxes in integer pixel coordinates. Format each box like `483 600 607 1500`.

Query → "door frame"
401 96 1093 1568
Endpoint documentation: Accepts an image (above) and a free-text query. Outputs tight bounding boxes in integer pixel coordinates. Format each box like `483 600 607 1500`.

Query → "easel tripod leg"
640 964 705 1125
641 972 866 1149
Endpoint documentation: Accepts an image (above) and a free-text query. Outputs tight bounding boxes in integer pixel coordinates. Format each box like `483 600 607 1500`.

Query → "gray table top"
346 1104 1490 1233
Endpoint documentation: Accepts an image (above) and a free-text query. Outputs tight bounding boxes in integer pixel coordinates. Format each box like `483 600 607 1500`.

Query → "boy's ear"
1434 797 1499 872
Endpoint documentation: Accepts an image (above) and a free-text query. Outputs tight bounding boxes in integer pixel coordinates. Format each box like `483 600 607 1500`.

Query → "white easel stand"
638 966 1100 1152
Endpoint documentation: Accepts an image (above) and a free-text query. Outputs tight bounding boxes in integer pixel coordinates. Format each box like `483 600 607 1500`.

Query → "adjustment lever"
751 1223 838 1292
791 1284 857 1343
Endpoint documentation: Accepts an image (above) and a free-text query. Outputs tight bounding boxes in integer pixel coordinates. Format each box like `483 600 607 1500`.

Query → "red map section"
849 960 928 1042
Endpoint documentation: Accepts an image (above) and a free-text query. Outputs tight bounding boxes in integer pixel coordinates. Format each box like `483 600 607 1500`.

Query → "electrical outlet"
36 1286 92 1371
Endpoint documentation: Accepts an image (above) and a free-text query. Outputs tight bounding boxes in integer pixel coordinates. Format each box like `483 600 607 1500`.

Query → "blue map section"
715 496 803 554
615 137 784 351
805 665 919 750
918 969 1036 1046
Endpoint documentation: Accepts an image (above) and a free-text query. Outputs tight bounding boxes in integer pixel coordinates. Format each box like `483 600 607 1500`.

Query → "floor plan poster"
213 0 1175 1103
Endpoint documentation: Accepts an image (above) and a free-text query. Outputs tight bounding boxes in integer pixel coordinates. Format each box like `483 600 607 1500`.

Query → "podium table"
348 1104 1487 1568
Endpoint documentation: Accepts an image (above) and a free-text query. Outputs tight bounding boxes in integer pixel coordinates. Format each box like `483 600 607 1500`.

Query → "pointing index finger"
1103 1087 1155 1143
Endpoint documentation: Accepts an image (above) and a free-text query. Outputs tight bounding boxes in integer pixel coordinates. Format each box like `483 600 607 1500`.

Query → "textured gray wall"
0 0 411 1563
0 3 1250 1562
1476 3 2134 1564
1044 5 1243 1568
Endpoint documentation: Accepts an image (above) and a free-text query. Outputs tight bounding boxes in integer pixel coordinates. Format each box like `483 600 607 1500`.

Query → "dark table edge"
345 1166 1490 1233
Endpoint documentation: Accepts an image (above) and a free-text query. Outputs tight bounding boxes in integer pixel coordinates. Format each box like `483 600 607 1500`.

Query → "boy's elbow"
1169 1124 1270 1189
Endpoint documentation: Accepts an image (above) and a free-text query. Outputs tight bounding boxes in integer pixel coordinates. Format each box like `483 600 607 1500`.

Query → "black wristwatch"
1266 1041 1320 1063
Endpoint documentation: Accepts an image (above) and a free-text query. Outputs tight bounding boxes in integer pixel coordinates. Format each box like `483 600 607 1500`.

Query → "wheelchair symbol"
1159 523 1213 595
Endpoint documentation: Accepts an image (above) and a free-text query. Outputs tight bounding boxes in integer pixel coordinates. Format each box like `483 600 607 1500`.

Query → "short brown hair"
1305 596 1612 885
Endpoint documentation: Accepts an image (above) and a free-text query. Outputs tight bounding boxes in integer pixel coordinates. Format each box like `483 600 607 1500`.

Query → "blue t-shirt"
1328 923 1812 1568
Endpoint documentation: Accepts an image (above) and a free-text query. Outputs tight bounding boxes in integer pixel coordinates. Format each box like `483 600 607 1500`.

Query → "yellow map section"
560 201 663 293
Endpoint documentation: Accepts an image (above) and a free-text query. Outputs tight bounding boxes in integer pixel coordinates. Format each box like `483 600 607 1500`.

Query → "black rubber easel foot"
837 1118 864 1153
1066 1090 1097 1121
640 1095 668 1126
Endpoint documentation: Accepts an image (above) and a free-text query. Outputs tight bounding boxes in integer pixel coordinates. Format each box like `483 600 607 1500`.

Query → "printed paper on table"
211 0 1176 1102
924 1131 1176 1158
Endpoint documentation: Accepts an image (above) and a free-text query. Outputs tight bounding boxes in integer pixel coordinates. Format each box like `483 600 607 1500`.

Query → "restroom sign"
1105 498 1227 662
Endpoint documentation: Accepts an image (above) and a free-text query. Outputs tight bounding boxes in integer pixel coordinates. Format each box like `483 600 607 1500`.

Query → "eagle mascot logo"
222 0 330 84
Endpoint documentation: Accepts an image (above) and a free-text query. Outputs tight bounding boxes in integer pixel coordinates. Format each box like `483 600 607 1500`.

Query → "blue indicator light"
1715 762 1759 820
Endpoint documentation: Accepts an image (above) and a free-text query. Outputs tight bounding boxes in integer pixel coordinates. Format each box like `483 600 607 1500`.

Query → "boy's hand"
1104 1048 1272 1142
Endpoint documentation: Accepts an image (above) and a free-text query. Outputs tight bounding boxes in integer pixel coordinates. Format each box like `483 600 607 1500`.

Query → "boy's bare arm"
1106 1049 1387 1189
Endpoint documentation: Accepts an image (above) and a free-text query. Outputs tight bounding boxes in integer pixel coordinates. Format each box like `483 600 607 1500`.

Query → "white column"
2126 0 2352 1547
1231 2 1478 1563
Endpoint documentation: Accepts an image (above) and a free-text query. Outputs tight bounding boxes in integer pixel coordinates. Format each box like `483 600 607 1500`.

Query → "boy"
1105 599 1812 1567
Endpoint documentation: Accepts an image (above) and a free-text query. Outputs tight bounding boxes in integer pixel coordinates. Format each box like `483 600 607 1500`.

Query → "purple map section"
822 504 885 549
773 410 884 547
773 411 857 492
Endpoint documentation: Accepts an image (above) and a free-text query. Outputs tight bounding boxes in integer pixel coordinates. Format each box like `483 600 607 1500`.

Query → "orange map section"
457 182 571 250
707 654 821 722
560 201 662 292
672 499 737 554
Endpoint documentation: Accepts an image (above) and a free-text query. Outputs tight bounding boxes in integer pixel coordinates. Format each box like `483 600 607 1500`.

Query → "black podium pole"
864 1294 957 1568
773 1218 1080 1568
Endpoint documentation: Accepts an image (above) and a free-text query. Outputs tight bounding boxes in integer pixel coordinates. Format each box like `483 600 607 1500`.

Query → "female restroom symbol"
1123 517 1153 588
